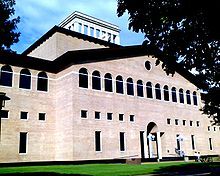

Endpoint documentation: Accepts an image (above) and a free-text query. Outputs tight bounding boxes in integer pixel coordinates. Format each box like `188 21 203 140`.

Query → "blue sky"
12 0 145 54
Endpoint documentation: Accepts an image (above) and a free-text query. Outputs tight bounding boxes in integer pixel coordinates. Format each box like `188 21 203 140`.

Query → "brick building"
0 11 219 163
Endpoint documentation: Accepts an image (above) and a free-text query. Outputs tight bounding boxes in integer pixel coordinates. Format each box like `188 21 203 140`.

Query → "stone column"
156 132 162 159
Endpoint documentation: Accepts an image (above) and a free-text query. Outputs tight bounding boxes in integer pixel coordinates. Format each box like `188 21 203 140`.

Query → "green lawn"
0 162 219 176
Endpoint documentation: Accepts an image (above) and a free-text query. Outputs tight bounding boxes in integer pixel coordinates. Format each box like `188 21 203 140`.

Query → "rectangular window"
119 114 124 121
95 111 100 119
39 113 46 121
208 126 210 131
120 132 125 151
90 27 94 36
84 25 88 35
0 110 9 119
20 111 28 120
190 121 193 126
191 135 195 150
175 119 179 125
95 131 101 152
130 115 135 122
209 138 213 150
176 134 180 150
183 120 186 126
107 113 112 120
96 29 100 38
167 118 171 125
196 121 200 127
214 127 216 131
19 132 27 154
81 110 87 118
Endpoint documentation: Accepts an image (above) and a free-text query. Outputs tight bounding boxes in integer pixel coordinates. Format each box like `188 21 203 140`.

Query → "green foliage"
0 0 20 53
117 0 220 124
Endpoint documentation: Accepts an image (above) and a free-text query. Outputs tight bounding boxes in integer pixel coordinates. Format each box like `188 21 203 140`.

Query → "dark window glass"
95 131 101 151
175 119 179 125
92 71 101 90
39 113 46 121
137 80 144 97
155 83 161 100
167 118 171 125
0 65 13 87
196 121 200 127
127 78 134 96
191 135 195 150
107 113 112 120
208 126 210 131
193 91 198 106
120 132 125 151
0 110 9 118
186 90 191 104
81 110 87 118
164 85 169 101
37 72 48 91
19 132 27 153
190 121 193 126
179 89 184 103
209 138 213 150
119 114 124 121
176 134 180 150
130 115 135 122
104 73 112 92
183 120 186 126
145 61 151 70
146 82 153 98
19 69 31 89
171 87 177 102
79 68 88 88
116 75 123 94
20 111 28 120
95 111 100 119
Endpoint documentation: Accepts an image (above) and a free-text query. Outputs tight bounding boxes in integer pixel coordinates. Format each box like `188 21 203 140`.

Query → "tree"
0 0 20 53
117 0 220 124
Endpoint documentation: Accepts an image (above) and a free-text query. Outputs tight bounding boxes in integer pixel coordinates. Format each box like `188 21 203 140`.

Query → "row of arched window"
0 65 48 91
79 68 198 106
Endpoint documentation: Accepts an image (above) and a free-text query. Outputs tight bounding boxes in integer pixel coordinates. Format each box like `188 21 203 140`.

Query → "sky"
12 0 145 54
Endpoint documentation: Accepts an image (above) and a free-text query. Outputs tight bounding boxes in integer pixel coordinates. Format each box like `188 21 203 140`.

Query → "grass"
0 161 219 176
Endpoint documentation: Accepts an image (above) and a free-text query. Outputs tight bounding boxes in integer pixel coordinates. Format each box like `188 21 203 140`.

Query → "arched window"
37 72 48 91
164 85 169 101
137 80 144 97
179 88 184 103
116 75 123 94
0 65 13 87
193 91 198 106
19 69 31 89
155 83 161 100
79 68 88 88
92 70 101 90
104 73 112 92
127 77 134 96
171 87 177 102
146 82 153 98
186 90 191 104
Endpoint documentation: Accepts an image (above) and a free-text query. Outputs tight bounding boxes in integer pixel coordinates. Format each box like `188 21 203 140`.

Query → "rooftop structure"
59 11 120 44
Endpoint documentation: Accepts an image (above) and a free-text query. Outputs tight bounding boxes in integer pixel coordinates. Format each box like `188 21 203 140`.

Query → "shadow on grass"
152 162 220 175
0 173 91 176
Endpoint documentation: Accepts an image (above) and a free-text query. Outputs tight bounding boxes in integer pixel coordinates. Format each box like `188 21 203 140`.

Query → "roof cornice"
22 26 120 55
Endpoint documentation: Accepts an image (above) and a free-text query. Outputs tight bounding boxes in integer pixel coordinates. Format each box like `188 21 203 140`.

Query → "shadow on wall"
0 173 91 176
152 162 220 175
